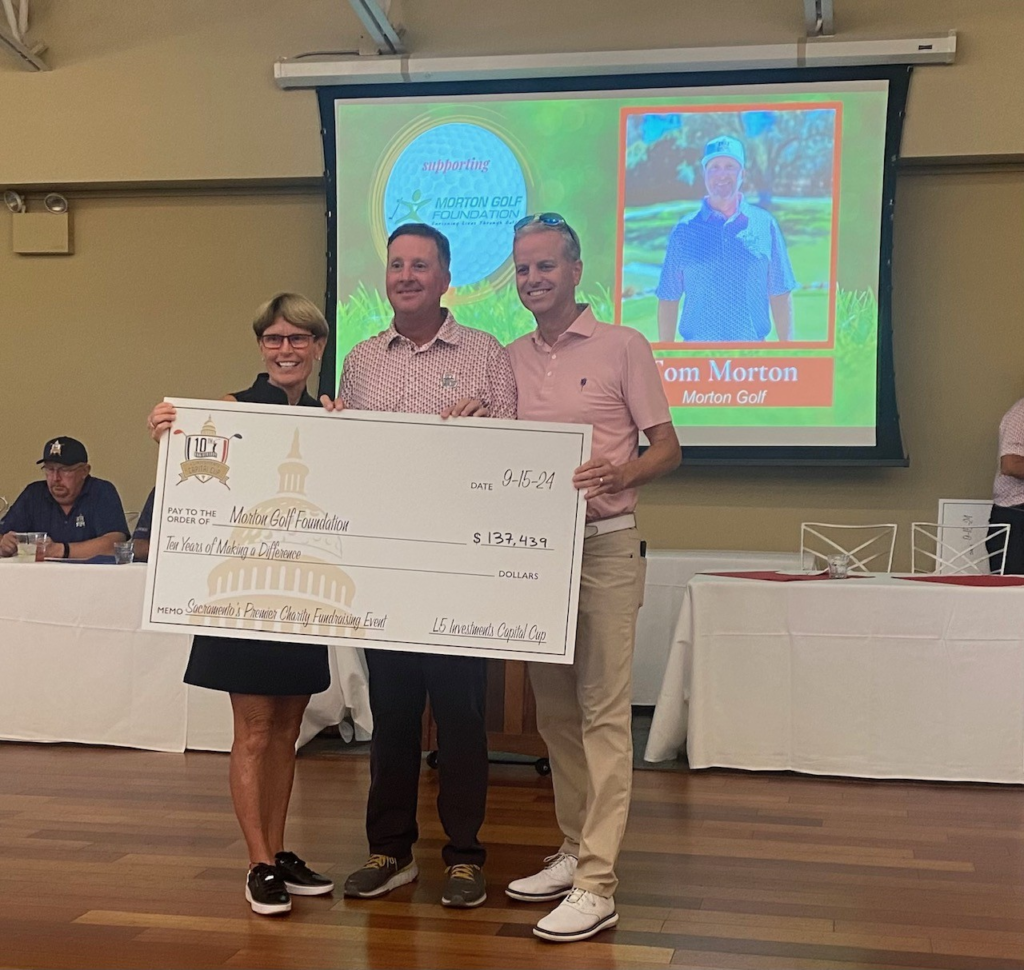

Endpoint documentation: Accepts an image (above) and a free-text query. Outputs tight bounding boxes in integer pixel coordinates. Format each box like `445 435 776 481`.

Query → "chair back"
800 522 898 574
911 521 1009 575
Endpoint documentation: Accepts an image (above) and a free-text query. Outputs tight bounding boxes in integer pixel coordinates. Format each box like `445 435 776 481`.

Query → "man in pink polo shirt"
323 223 517 911
505 213 680 942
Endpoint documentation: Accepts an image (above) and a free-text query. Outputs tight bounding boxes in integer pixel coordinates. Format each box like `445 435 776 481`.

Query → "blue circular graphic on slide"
384 123 527 288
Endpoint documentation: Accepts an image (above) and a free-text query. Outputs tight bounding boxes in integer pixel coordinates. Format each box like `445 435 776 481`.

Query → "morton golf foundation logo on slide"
380 122 529 289
173 417 242 487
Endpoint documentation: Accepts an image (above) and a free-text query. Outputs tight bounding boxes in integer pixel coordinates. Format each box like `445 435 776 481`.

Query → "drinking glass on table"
113 540 135 565
827 553 851 579
14 531 48 562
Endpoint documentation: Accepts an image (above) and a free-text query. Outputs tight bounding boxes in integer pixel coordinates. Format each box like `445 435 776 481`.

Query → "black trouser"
364 650 488 866
988 503 1024 574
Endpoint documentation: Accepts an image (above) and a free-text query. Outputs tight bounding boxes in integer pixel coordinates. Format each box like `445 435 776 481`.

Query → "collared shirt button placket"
400 343 413 411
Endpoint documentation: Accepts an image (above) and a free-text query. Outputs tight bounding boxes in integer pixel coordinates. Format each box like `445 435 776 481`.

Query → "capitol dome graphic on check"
191 430 361 637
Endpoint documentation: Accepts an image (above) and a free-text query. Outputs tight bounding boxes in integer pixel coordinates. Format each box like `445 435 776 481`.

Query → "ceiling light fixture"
3 189 26 213
43 192 68 214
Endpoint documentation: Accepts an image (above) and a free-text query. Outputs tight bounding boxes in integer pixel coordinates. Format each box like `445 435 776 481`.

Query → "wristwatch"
62 542 70 559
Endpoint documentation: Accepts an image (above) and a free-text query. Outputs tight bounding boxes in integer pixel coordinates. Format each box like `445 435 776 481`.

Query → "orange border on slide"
614 101 844 352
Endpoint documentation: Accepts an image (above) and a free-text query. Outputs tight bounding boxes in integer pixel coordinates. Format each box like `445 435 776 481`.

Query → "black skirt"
184 635 330 696
182 374 330 697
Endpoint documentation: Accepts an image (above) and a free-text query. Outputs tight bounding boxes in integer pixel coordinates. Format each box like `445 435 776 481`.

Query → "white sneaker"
533 888 618 942
505 852 578 902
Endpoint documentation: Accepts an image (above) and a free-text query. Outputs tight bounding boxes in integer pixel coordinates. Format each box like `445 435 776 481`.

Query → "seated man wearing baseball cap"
0 437 129 560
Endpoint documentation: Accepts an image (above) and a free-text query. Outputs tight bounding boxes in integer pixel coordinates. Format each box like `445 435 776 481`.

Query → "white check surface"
143 399 590 664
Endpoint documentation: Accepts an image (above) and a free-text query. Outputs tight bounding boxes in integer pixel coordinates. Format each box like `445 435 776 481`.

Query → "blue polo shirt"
0 476 129 544
655 196 796 342
133 488 155 540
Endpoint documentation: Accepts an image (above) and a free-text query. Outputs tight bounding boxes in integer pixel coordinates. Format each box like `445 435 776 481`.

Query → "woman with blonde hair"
148 293 335 916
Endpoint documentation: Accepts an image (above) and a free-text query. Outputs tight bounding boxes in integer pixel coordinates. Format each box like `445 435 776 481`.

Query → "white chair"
800 522 898 574
911 521 1009 575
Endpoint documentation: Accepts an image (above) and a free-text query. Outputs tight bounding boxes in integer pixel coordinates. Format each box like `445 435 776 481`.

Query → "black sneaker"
275 851 334 896
245 863 291 916
343 853 418 898
441 864 487 908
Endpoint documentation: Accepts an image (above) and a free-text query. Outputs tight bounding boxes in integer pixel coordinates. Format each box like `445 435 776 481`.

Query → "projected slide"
330 79 891 448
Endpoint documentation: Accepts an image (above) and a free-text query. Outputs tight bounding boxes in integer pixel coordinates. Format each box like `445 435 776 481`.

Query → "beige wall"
0 189 326 516
0 0 1022 183
1 1 1022 569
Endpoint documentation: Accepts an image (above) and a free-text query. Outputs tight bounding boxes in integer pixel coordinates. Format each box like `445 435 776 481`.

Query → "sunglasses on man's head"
514 212 567 231
513 212 580 248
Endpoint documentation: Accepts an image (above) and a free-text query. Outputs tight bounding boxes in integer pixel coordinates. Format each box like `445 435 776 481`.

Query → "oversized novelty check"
142 398 591 664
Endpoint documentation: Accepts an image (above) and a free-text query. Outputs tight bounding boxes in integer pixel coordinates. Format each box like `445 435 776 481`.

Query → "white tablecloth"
644 573 1024 782
0 561 371 752
633 549 802 703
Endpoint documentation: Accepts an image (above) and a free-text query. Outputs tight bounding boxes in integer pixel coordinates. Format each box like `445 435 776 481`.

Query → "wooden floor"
3 742 1024 970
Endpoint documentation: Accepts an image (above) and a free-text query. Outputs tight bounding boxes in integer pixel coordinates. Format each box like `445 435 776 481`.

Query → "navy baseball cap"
702 135 745 169
37 436 88 465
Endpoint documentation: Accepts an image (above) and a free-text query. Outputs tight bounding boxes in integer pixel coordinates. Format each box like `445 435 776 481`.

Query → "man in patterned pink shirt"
322 223 515 911
989 397 1024 573
504 214 680 943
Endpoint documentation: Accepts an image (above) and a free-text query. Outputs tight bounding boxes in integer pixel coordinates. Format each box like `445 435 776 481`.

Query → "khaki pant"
528 528 645 897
